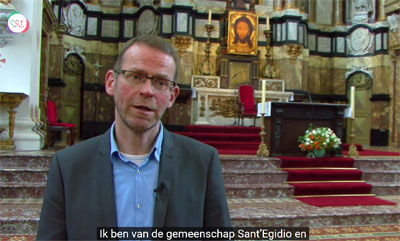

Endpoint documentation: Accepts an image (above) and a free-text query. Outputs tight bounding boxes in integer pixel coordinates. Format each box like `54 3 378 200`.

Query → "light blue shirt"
110 122 163 227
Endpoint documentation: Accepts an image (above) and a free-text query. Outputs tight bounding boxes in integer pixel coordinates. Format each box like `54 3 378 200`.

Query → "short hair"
113 35 180 82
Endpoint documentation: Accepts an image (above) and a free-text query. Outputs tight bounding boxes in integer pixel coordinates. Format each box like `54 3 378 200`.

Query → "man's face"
105 43 179 133
237 21 250 41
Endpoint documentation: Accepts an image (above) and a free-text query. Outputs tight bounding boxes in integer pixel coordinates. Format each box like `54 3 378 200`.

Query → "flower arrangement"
298 125 342 158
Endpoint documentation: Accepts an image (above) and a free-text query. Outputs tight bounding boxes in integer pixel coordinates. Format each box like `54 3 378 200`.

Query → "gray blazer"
37 128 231 240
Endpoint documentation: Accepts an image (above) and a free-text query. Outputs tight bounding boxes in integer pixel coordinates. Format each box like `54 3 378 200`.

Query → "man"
37 35 231 240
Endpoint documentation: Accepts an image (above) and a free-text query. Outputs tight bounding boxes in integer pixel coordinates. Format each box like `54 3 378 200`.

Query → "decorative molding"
191 75 219 89
286 44 303 63
345 65 373 80
347 27 374 56
64 45 86 63
63 2 86 36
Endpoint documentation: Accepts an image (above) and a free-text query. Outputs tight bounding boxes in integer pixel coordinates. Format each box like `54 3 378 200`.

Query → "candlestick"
350 86 355 119
208 9 212 25
261 79 266 114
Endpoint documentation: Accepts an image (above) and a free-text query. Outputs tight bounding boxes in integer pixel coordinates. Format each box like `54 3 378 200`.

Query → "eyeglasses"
114 69 176 92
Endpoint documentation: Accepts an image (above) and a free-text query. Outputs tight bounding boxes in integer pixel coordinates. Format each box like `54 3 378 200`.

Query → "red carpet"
176 125 399 156
279 156 397 207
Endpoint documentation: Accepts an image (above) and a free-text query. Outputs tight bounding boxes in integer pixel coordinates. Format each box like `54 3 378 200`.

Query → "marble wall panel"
336 37 345 53
373 65 392 94
318 37 331 53
101 20 120 38
48 45 64 79
124 20 134 38
87 17 98 36
309 34 316 51
316 0 333 25
194 19 220 38
371 102 390 129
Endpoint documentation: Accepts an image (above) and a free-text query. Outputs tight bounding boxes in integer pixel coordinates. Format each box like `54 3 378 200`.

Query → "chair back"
47 100 59 124
239 84 256 111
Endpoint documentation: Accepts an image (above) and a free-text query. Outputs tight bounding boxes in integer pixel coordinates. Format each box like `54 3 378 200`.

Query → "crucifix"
91 58 103 137
93 59 102 81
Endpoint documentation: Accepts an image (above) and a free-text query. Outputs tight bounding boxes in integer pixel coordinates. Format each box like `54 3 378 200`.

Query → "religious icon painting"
227 11 259 56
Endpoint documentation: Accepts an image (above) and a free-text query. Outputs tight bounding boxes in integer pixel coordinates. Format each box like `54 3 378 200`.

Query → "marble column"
274 0 283 11
377 0 386 21
334 0 345 25
308 0 316 23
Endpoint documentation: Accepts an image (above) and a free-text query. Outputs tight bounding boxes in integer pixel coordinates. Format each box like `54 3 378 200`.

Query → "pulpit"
264 102 348 156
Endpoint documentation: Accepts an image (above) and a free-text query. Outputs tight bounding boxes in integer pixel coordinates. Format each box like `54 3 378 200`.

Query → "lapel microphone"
154 182 167 200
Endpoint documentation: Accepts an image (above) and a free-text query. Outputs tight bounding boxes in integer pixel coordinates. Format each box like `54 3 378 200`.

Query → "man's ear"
105 70 115 96
167 85 180 108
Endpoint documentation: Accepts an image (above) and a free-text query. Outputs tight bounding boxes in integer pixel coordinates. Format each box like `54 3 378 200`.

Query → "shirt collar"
110 122 163 163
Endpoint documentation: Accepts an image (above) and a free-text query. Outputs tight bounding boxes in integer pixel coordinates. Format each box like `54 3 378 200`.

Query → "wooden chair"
47 100 76 146
238 84 257 126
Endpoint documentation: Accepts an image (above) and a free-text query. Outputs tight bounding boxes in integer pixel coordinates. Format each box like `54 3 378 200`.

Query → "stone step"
225 183 294 199
0 199 41 235
2 196 399 235
0 182 46 199
0 168 48 183
223 169 288 185
221 155 281 170
354 158 400 172
228 196 400 227
362 170 400 183
0 152 53 168
370 182 400 196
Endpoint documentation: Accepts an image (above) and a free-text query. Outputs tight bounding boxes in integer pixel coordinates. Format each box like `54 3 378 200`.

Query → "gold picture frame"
227 11 259 56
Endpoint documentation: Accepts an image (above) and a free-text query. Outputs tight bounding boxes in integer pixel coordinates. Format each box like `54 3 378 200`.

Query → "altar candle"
266 16 270 30
350 86 355 119
261 79 266 114
208 9 212 25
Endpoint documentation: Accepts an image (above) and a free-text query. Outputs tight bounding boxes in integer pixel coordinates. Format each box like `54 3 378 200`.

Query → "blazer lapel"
95 130 118 227
153 128 176 227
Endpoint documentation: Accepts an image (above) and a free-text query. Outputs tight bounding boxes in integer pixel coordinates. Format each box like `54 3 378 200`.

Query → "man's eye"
156 80 168 86
130 73 141 80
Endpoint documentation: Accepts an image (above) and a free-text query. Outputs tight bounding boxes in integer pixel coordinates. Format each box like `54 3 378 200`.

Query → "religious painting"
227 11 259 56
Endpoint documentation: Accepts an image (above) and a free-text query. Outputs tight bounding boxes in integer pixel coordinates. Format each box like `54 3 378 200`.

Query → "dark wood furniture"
264 102 348 156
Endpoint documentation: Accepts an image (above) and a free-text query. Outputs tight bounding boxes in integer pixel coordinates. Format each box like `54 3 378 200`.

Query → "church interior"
0 0 399 239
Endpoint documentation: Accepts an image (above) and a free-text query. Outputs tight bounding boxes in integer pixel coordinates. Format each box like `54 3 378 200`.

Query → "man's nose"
140 78 155 96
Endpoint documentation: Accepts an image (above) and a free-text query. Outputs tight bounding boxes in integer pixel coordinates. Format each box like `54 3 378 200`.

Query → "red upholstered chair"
47 100 76 146
238 84 257 126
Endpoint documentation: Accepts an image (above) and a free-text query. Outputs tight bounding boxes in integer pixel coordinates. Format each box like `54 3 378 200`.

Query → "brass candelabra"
348 118 359 157
199 24 214 75
263 29 276 79
257 113 270 157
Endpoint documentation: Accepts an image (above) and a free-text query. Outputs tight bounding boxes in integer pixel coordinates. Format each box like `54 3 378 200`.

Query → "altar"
262 102 349 156
190 76 294 126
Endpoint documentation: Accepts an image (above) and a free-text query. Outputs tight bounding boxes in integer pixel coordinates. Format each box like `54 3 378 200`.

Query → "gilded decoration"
348 72 373 89
227 11 259 56
64 55 83 75
192 75 219 89
174 36 191 57
286 44 303 64
209 97 237 118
